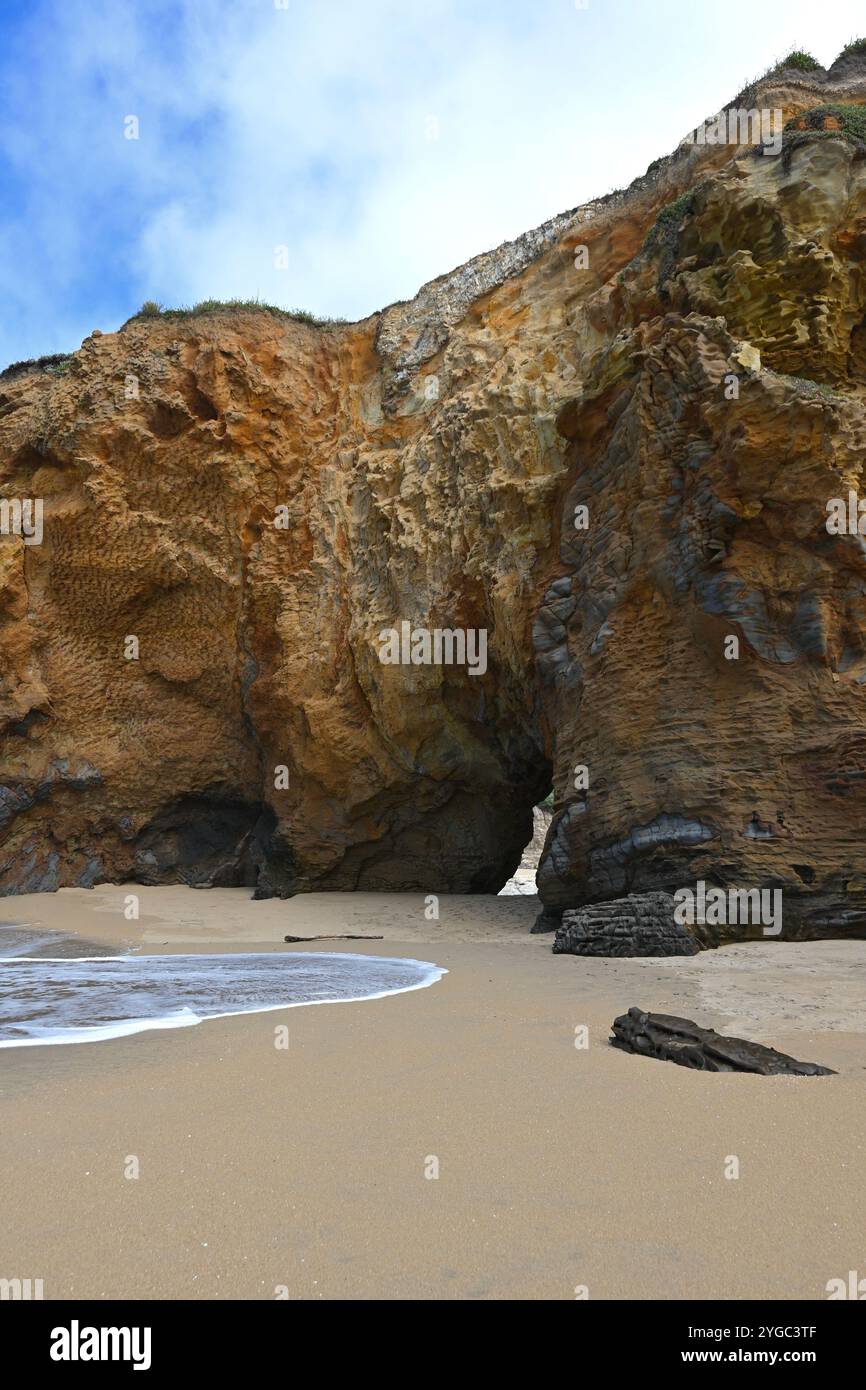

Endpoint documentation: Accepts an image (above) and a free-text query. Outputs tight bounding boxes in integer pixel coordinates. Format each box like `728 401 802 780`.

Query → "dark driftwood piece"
610 1007 835 1075
283 933 384 942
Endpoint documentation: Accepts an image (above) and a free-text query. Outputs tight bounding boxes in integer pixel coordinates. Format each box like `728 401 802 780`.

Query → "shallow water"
0 924 121 960
0 949 446 1048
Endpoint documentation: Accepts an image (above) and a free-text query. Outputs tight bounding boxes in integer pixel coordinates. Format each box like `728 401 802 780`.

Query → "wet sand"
1 885 864 1300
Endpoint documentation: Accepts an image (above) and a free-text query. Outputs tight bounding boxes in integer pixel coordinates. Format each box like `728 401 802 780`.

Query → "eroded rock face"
537 130 866 939
3 67 866 925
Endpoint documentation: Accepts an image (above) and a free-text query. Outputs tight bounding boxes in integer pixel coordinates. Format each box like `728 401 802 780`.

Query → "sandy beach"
1 885 865 1301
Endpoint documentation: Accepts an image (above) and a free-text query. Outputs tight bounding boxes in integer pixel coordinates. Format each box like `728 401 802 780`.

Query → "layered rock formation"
3 52 866 937
552 893 719 956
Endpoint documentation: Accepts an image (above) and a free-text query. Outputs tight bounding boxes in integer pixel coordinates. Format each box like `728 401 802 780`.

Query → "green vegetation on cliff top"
127 298 347 327
0 352 73 381
772 50 821 73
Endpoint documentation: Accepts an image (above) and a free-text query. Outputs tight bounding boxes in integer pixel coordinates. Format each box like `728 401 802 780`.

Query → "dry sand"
1 885 865 1300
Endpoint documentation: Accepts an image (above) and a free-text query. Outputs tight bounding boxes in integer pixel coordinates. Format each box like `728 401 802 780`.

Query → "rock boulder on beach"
610 1007 836 1075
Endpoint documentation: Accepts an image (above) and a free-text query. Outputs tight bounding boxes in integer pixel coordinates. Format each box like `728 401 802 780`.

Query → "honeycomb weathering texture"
3 61 866 937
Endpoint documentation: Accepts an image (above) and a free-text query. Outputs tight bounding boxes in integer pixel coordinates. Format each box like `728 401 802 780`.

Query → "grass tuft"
771 49 821 74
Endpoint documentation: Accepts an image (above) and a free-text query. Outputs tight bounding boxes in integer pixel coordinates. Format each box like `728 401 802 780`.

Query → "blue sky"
0 0 863 368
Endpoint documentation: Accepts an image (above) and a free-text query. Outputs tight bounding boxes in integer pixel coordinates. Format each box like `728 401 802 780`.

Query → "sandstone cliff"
3 52 866 938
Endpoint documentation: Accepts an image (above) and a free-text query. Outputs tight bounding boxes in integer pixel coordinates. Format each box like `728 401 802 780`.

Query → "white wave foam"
0 951 447 1048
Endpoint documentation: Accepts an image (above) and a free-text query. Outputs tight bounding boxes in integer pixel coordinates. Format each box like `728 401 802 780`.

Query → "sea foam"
0 950 446 1048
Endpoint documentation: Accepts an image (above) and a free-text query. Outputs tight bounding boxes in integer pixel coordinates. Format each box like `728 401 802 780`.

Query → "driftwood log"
610 1007 835 1075
283 933 384 942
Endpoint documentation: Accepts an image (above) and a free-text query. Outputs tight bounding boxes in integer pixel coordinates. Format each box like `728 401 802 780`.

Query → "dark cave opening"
131 795 295 895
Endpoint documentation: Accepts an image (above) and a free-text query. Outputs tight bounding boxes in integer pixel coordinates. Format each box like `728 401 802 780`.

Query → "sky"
0 0 864 368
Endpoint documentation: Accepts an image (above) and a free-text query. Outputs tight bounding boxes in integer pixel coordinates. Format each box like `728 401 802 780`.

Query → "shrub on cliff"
0 352 73 380
643 189 696 254
782 104 866 168
772 50 821 73
642 189 699 296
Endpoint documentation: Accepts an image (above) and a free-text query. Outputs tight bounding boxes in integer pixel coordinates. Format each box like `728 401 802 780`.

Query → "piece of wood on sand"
283 933 385 942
